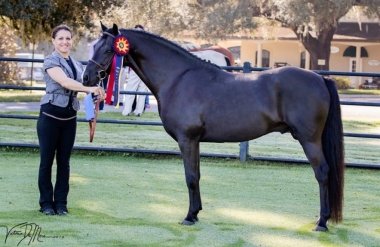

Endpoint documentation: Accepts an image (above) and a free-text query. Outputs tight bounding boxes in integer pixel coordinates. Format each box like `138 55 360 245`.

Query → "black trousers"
37 113 77 210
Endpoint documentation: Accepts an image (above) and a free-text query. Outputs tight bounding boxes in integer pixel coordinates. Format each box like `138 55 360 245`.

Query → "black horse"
83 23 345 231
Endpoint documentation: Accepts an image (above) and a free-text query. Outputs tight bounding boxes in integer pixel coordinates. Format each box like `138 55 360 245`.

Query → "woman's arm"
47 67 105 98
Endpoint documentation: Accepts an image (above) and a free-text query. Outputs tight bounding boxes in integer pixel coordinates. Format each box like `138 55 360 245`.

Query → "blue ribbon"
113 55 123 107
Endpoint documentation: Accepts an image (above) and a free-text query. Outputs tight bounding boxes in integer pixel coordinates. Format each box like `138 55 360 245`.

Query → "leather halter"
87 31 119 142
89 31 117 80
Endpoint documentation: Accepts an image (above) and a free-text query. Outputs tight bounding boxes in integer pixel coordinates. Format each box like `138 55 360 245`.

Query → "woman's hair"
134 24 144 30
51 24 72 39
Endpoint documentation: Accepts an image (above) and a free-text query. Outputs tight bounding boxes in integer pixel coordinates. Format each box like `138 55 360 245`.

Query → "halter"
86 30 131 141
89 31 117 80
87 31 117 142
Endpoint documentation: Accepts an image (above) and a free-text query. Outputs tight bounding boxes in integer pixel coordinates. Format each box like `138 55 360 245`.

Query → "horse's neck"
126 32 201 96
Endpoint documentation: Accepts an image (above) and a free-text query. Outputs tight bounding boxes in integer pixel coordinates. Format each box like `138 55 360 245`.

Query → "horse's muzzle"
83 74 89 85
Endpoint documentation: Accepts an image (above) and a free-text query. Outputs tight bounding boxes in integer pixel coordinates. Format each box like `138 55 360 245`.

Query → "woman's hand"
90 86 106 101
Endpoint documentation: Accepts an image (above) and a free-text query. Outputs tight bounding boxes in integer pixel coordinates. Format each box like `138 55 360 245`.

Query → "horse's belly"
201 133 263 143
200 121 274 143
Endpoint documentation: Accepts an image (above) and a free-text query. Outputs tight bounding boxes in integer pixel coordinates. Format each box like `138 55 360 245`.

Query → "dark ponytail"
51 24 72 39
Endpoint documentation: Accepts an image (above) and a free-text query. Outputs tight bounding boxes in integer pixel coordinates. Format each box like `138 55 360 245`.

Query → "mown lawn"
0 150 379 247
0 110 379 166
0 89 379 246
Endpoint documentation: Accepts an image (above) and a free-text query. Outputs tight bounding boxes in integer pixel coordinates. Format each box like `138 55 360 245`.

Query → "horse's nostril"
83 75 88 82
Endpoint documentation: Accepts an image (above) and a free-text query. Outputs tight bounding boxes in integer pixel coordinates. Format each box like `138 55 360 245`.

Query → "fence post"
239 62 252 162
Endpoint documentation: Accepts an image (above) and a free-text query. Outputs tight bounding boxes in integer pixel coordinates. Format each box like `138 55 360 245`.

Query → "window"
300 52 306 68
300 51 312 69
351 60 357 72
255 50 270 67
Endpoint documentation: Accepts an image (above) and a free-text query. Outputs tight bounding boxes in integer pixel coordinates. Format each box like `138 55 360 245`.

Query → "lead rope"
89 99 100 142
89 80 104 142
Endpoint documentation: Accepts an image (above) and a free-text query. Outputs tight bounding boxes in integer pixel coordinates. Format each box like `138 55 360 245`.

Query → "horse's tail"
322 77 345 223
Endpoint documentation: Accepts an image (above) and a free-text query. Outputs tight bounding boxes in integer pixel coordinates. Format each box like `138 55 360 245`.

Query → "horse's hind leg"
300 140 331 231
178 138 202 225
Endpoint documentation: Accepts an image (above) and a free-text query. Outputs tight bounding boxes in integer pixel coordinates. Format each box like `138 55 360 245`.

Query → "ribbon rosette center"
113 36 130 56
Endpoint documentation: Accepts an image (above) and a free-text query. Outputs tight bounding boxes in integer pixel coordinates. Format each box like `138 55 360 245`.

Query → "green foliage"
103 0 192 39
332 76 351 89
0 20 20 83
0 0 124 46
183 0 259 42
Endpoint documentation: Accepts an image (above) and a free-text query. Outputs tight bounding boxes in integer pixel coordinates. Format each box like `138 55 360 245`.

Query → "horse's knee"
185 173 199 190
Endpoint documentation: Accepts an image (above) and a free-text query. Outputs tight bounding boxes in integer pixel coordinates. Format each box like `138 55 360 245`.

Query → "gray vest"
40 51 83 111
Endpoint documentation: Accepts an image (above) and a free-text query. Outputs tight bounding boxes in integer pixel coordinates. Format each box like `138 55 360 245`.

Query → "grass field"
339 89 380 95
0 90 379 246
0 150 379 247
0 110 379 166
0 88 379 103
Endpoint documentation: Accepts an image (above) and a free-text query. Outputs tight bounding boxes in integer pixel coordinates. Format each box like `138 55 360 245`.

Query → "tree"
3 0 379 70
186 0 380 70
99 0 258 42
185 0 259 43
101 0 189 39
255 0 366 70
0 18 20 84
0 0 123 46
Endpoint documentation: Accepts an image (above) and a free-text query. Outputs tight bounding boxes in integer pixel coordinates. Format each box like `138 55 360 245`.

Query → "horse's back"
262 66 330 105
164 67 329 142
209 66 330 116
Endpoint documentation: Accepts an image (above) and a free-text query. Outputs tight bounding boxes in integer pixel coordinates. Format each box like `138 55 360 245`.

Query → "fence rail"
1 57 379 169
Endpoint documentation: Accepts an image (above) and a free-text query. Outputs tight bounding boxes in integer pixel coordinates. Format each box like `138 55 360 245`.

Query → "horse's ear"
112 23 119 35
100 21 107 32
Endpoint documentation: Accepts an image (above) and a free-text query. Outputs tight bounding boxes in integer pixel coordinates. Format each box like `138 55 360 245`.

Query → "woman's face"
52 30 72 57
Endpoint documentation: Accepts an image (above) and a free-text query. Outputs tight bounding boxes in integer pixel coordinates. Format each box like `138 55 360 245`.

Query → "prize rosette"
113 35 130 56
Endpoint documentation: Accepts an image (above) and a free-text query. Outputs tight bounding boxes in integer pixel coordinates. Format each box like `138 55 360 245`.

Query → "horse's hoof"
314 225 328 232
181 219 195 226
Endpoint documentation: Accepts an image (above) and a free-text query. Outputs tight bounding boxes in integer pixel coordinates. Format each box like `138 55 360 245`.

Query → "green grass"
0 110 379 165
0 89 378 103
338 89 380 95
0 89 85 102
0 91 379 246
0 150 379 247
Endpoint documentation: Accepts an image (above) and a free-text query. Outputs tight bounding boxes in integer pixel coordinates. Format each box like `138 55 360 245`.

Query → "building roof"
335 22 380 41
226 22 380 42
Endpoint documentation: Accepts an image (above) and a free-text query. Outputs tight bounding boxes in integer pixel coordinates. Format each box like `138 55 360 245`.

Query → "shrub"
332 77 351 89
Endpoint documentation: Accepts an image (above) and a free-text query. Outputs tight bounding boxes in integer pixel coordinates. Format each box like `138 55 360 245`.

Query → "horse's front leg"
178 138 202 225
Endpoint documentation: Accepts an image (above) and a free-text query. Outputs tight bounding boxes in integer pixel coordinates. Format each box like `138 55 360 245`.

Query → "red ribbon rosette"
113 35 130 56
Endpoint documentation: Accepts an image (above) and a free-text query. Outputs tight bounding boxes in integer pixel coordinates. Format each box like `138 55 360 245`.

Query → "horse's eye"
105 50 113 54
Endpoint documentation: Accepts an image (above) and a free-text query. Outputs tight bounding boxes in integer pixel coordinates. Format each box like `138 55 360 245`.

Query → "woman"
37 24 105 216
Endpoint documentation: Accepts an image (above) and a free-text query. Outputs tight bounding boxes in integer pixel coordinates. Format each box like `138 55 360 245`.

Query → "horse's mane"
119 28 222 70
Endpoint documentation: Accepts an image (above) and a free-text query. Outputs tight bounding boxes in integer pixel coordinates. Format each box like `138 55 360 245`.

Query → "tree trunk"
291 24 336 71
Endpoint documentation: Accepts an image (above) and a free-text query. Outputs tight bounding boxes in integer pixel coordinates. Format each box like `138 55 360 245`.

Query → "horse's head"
82 23 121 86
